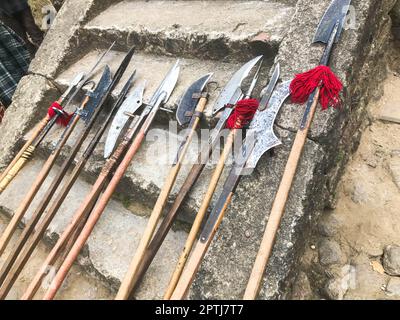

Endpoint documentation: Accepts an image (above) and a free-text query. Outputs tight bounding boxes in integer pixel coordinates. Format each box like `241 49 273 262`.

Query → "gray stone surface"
318 215 340 238
291 271 313 300
318 239 345 266
82 0 294 62
0 0 396 300
386 277 400 297
383 245 400 276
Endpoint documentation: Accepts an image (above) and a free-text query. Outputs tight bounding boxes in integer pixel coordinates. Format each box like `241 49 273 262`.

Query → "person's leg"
16 7 44 50
0 12 36 56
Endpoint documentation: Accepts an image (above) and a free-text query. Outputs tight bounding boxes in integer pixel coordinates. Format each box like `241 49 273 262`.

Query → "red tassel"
290 65 343 110
47 102 73 127
226 99 259 129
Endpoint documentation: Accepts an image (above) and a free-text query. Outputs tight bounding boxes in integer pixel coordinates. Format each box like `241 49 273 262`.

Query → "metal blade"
313 0 352 44
80 66 112 124
245 80 291 169
259 63 280 111
149 60 180 107
176 73 213 126
63 42 116 108
213 55 263 115
59 72 85 104
104 81 146 158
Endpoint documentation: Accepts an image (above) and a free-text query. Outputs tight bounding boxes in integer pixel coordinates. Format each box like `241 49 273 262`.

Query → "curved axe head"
176 73 213 126
213 55 263 115
313 0 352 44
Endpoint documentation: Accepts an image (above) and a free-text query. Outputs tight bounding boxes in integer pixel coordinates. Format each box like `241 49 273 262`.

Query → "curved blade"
176 73 213 126
104 82 146 158
213 56 263 115
80 66 112 124
149 60 180 106
259 63 280 111
313 0 352 44
245 80 291 169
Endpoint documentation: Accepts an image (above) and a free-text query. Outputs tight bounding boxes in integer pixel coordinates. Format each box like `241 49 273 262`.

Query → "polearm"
116 73 213 300
0 74 106 259
0 76 80 194
21 82 145 300
0 66 135 298
124 56 264 296
42 61 180 300
0 42 115 193
243 0 350 300
164 60 266 299
170 80 291 299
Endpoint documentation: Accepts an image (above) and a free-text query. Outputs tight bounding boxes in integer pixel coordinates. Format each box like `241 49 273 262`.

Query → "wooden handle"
115 97 208 300
0 114 81 258
0 116 50 186
0 145 36 194
164 129 236 299
43 130 147 300
243 88 320 300
171 192 233 300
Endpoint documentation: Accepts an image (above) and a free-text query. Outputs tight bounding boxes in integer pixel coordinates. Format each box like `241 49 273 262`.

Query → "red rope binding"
226 99 259 129
47 102 73 127
290 65 343 110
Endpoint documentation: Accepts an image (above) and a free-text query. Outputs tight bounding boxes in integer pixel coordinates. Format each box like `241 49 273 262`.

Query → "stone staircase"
0 0 396 300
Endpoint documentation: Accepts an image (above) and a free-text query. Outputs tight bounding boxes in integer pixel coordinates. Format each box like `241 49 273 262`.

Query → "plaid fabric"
0 21 30 107
0 0 29 16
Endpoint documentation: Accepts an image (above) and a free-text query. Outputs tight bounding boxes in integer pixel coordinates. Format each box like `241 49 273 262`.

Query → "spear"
21 82 145 300
164 60 266 299
0 70 135 298
243 0 350 300
117 73 212 300
0 42 115 193
41 60 180 300
170 80 291 299
124 56 264 296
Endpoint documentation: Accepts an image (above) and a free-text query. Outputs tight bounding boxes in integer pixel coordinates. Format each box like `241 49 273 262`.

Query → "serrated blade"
259 63 280 111
245 80 291 169
313 0 352 44
104 82 146 158
80 66 112 124
213 55 263 115
176 73 213 126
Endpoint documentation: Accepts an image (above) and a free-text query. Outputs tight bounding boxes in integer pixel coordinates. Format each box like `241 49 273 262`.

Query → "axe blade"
176 73 213 126
313 0 352 44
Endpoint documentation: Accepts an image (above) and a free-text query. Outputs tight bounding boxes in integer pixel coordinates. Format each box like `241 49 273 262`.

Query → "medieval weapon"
0 66 114 261
41 60 180 300
0 42 115 193
164 60 266 299
243 0 350 300
22 82 146 300
0 74 81 194
116 73 212 300
0 71 135 298
170 80 291 299
123 56 264 297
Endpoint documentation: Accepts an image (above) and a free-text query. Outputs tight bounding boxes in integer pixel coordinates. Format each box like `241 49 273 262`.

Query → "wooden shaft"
0 145 36 193
171 192 233 300
243 88 320 300
0 110 83 258
21 174 108 300
116 97 208 300
0 115 50 188
164 129 237 300
43 129 147 300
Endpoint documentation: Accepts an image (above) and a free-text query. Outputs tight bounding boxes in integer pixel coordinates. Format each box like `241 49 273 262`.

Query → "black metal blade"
313 0 352 44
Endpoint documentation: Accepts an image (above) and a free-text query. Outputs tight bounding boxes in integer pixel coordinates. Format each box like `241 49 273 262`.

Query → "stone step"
0 159 188 299
81 0 295 62
56 49 273 127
